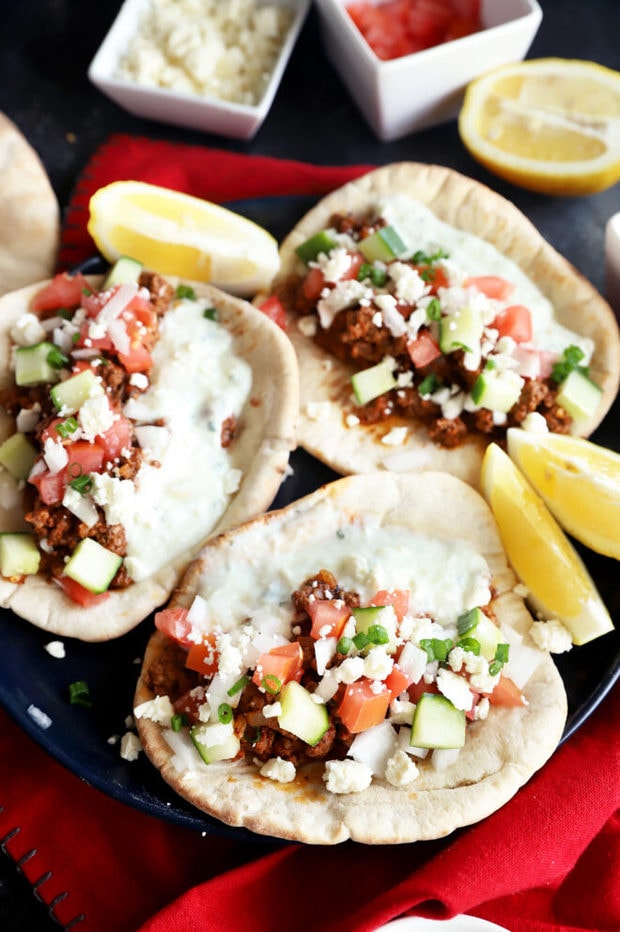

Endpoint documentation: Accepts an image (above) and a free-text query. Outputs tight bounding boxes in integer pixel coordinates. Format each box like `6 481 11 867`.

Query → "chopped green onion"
420 637 453 663
46 346 69 369
170 713 187 732
57 308 73 320
457 608 479 636
68 680 92 708
551 344 588 384
176 284 196 300
227 674 249 697
357 263 387 287
336 529 345 540
203 307 218 320
410 248 449 265
336 636 353 655
262 674 281 695
495 643 510 664
352 631 370 651
367 623 389 645
489 660 502 676
68 472 93 495
418 374 440 396
457 637 481 655
425 297 442 321
81 287 92 296
56 416 79 439
218 702 233 724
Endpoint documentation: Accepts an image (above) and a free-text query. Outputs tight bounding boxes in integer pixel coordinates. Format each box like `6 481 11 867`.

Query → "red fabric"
2 136 619 932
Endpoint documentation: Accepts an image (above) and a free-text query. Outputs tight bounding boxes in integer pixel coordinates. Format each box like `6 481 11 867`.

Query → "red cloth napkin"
2 136 619 932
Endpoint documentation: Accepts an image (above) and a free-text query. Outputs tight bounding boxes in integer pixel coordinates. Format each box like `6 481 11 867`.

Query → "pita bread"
0 114 60 296
0 275 298 640
273 163 620 486
135 472 567 845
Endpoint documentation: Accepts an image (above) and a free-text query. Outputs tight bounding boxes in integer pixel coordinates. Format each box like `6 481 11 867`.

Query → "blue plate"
0 196 618 840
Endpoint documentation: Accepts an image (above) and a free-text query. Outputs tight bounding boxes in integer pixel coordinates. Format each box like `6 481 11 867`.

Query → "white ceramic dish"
377 916 511 932
88 0 311 140
314 0 542 141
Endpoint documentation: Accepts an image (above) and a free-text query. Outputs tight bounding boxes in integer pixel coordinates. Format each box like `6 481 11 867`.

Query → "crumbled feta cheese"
262 702 282 719
530 618 573 653
44 640 66 659
260 756 296 783
381 426 408 447
472 697 490 721
374 294 407 337
134 695 175 724
11 313 46 347
363 646 394 681
335 656 365 683
436 668 474 711
314 246 355 284
120 732 142 761
385 749 419 787
388 262 428 305
78 395 115 441
317 280 371 328
323 758 373 794
388 698 416 724
522 411 550 434
129 372 149 390
345 413 360 427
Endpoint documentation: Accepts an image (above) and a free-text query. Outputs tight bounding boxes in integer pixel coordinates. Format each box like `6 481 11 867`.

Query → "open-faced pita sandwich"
134 472 567 845
0 266 298 640
0 113 60 296
269 162 620 486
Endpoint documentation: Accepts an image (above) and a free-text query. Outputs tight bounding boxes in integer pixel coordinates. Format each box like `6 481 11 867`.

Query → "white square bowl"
314 0 543 141
88 0 311 140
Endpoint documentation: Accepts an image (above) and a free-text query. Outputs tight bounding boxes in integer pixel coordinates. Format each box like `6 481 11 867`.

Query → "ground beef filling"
275 211 573 448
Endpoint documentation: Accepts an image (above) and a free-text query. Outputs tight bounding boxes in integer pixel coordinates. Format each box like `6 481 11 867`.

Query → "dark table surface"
1 0 619 928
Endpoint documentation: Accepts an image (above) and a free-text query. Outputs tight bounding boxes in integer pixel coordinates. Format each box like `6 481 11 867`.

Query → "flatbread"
0 114 60 295
135 472 567 845
0 276 298 640
273 162 620 486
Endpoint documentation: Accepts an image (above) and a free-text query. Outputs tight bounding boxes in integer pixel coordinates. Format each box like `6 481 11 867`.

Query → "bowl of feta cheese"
88 0 311 139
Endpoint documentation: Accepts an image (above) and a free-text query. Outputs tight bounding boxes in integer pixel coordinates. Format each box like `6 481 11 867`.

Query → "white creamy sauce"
379 195 594 360
195 522 491 636
106 298 252 581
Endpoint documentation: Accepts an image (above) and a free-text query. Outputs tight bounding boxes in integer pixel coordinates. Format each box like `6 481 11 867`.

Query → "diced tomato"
383 664 412 700
253 642 303 690
31 273 92 313
98 414 133 464
308 600 352 640
155 606 193 646
302 251 365 302
257 295 287 330
412 264 449 294
185 633 219 676
338 678 391 733
463 275 515 301
55 575 110 607
371 588 410 623
512 346 555 380
491 304 533 344
407 678 439 703
76 321 113 351
29 469 67 505
406 330 442 368
174 689 202 724
81 288 109 318
486 674 526 707
116 317 152 373
65 440 105 477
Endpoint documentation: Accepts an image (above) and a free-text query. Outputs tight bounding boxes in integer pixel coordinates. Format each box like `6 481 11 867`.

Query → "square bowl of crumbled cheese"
88 0 311 139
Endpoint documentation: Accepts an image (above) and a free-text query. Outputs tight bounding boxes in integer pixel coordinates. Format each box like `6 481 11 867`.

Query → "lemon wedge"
87 181 280 297
507 427 620 560
480 442 613 645
458 58 620 196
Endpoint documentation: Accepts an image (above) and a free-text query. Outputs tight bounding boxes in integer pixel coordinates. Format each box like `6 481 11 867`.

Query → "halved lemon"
87 181 280 297
480 442 613 645
458 58 620 196
507 427 620 559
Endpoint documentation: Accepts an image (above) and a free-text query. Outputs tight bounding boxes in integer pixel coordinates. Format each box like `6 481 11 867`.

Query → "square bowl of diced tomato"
314 0 542 141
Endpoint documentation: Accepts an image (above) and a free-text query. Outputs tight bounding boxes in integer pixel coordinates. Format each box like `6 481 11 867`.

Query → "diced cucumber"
190 723 240 764
277 680 329 747
50 368 103 414
353 604 398 653
410 693 466 749
351 358 397 405
470 367 524 413
295 230 338 264
0 433 37 480
457 606 503 661
0 532 41 578
14 342 62 387
358 225 407 263
102 256 144 289
556 368 603 429
439 304 483 355
63 538 122 593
